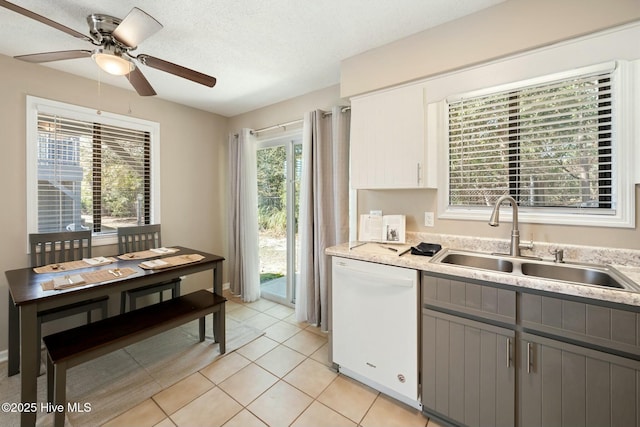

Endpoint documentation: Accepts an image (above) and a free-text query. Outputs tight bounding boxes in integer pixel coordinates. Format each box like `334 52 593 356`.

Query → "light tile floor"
101 291 438 427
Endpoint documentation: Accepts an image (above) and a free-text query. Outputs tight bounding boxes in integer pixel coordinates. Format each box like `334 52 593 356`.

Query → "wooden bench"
43 290 226 427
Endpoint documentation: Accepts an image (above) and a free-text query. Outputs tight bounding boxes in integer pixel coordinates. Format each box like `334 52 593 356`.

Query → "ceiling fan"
0 0 216 96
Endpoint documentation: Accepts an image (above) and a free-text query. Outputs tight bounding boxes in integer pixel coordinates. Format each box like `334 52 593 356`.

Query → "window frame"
437 60 637 228
26 96 161 246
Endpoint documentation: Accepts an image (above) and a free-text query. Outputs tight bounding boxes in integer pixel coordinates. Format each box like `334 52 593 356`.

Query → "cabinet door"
520 332 640 427
422 309 515 427
350 84 432 189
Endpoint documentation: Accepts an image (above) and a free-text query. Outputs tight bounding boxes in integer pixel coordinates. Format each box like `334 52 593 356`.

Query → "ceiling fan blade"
126 67 157 96
15 50 92 63
137 54 216 88
0 0 91 42
112 7 162 48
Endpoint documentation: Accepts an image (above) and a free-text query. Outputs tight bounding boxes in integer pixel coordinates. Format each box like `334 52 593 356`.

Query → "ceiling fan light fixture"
92 47 134 76
2 3 217 96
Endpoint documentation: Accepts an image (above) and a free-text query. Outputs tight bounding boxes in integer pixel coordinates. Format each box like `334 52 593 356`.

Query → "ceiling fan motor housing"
87 14 122 46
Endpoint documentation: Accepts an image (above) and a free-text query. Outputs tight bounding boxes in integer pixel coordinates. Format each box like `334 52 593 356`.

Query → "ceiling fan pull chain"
126 72 133 114
96 69 102 115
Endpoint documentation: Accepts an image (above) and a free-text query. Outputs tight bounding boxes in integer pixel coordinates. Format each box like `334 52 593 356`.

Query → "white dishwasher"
332 256 420 409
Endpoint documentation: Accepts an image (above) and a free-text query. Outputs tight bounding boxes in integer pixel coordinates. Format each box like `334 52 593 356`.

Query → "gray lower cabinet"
422 272 640 427
422 309 515 427
520 332 640 427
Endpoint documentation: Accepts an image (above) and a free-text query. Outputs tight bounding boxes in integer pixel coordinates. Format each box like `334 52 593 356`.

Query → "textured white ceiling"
0 0 504 117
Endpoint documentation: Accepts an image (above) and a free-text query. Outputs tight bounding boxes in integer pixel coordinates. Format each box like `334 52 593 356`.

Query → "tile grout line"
148 303 314 425
99 292 430 427
220 296 360 426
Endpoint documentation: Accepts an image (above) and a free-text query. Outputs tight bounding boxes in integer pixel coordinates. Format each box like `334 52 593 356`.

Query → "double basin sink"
431 249 640 292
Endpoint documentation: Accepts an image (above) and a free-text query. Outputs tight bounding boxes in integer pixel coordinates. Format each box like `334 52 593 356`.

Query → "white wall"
341 0 640 97
228 84 345 132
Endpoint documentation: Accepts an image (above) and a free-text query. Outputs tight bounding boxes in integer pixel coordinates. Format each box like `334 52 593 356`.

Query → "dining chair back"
117 224 181 313
29 230 108 374
30 230 92 266
117 224 162 253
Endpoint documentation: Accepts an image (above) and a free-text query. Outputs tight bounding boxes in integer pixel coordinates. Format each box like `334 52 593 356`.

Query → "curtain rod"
252 119 303 135
251 106 350 135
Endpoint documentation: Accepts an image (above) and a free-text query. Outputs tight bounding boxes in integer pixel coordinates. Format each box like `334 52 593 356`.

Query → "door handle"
527 342 533 373
506 337 512 368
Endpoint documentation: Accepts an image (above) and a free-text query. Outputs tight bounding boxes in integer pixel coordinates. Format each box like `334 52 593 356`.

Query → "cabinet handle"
417 163 422 186
527 342 533 373
506 337 512 368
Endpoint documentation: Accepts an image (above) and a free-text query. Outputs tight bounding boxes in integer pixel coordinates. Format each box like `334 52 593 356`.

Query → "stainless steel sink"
520 262 631 289
439 253 513 273
431 249 640 292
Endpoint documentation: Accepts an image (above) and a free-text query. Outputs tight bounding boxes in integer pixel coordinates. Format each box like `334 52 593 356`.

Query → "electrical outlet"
424 212 435 227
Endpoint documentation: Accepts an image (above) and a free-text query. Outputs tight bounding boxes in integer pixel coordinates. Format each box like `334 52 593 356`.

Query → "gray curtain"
296 106 350 331
228 129 260 302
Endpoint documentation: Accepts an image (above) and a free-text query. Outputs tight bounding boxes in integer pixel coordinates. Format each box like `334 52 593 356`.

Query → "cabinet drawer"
422 273 516 325
521 293 640 357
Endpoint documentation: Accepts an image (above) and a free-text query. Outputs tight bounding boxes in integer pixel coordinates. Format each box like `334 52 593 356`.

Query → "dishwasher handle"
334 264 415 288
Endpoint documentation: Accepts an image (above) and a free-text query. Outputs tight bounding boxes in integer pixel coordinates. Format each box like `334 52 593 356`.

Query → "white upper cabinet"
350 83 437 189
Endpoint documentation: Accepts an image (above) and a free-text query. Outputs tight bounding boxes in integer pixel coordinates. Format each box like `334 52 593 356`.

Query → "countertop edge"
326 242 640 309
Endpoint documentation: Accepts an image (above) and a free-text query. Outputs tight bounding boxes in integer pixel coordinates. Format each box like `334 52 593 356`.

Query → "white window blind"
36 112 151 234
448 65 615 214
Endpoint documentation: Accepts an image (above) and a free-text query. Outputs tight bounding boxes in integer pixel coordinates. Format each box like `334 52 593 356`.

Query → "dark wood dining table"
5 246 224 427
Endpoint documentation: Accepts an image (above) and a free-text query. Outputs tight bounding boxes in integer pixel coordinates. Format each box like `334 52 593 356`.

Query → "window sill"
92 234 119 247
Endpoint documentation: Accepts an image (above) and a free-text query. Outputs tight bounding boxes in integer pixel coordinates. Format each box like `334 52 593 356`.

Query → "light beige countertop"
326 232 640 309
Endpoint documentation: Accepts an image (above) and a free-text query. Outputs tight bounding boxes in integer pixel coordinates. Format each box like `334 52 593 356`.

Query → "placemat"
139 254 204 270
33 257 117 274
41 267 138 291
117 247 180 260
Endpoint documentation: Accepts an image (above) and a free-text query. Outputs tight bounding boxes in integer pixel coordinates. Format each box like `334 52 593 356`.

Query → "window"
442 61 636 228
27 97 160 243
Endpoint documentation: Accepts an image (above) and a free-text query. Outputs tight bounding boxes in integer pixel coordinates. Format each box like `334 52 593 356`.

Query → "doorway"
256 132 302 306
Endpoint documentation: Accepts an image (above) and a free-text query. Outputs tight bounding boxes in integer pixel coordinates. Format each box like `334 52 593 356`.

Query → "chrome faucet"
489 195 521 257
551 248 564 263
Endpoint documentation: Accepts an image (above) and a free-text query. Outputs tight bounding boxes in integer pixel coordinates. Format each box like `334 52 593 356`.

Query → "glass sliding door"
256 133 301 306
